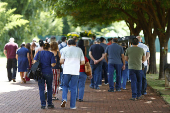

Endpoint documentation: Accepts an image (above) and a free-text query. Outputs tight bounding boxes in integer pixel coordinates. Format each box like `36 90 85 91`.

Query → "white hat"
33 38 36 42
22 42 25 44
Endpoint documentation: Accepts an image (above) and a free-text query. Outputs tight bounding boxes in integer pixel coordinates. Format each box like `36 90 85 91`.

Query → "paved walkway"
0 67 170 113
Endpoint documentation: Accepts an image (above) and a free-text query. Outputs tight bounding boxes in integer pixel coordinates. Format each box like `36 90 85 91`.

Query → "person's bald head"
136 36 142 42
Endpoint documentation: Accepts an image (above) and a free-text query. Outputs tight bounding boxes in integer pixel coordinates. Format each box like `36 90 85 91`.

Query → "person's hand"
122 65 125 70
94 60 99 64
88 75 93 79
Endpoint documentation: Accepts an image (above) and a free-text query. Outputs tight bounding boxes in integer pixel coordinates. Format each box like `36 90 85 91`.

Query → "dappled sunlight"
119 111 125 112
150 97 156 100
144 101 152 104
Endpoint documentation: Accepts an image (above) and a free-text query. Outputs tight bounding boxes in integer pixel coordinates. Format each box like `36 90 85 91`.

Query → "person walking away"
34 40 44 57
59 37 68 90
16 43 30 83
100 37 108 85
34 43 56 109
60 39 85 109
25 43 32 81
77 39 92 102
58 36 67 51
89 36 96 46
107 38 113 45
121 43 129 89
136 36 150 95
4 37 18 82
89 39 105 89
105 38 125 92
125 38 145 100
50 42 61 100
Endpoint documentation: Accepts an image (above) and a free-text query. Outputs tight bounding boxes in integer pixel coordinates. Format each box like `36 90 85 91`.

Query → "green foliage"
0 2 29 49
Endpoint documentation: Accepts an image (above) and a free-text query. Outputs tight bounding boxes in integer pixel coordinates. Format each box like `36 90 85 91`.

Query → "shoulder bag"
85 61 92 76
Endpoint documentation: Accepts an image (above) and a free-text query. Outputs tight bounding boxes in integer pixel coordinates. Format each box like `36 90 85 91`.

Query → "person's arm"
51 63 56 67
58 51 61 58
80 60 85 65
3 50 7 58
121 54 125 70
27 52 30 66
16 54 18 60
105 53 108 63
60 59 64 64
146 52 150 61
97 53 105 62
142 56 146 62
89 51 95 61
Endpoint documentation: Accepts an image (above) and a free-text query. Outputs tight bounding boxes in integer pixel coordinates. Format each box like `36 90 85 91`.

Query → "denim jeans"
77 72 87 100
90 62 102 88
7 58 17 80
102 62 108 84
62 74 79 108
38 73 53 106
121 63 128 89
60 72 63 87
108 63 122 90
129 69 142 98
142 66 147 94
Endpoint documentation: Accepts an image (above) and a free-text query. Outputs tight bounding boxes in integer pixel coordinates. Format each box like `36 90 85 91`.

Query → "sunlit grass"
147 74 170 104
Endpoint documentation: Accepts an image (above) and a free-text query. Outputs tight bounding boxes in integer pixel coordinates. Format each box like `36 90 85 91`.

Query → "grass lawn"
147 74 170 104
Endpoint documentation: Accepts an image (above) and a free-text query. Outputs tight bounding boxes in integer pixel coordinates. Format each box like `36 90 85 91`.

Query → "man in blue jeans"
125 38 146 100
60 39 85 109
105 38 125 92
89 39 105 89
100 37 108 85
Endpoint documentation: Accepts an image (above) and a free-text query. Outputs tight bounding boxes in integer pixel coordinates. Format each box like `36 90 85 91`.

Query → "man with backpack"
58 37 67 51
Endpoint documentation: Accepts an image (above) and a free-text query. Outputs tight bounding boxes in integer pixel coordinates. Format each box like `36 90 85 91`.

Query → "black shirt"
89 44 104 65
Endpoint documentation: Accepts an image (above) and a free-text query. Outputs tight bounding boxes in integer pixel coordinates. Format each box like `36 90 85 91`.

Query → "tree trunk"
147 36 157 74
159 39 168 79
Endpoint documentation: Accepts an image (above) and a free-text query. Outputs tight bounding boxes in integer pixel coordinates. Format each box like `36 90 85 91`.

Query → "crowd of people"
3 35 150 109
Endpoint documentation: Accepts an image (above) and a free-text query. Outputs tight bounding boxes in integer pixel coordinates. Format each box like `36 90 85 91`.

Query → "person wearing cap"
4 37 18 82
89 38 105 89
105 38 125 92
16 42 30 83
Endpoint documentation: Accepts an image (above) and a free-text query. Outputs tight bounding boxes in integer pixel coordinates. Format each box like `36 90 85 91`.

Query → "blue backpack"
59 43 67 51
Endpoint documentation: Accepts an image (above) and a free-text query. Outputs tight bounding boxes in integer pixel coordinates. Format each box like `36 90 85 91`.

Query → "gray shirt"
105 43 124 64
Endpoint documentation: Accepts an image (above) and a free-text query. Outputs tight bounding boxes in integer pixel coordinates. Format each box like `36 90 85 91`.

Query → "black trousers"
7 58 17 81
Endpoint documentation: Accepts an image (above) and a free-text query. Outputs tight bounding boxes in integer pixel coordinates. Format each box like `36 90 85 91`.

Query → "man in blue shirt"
89 39 105 89
100 37 108 85
105 38 125 92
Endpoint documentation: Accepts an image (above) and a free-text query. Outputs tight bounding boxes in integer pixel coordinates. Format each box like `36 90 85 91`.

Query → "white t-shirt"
61 46 85 75
138 43 150 66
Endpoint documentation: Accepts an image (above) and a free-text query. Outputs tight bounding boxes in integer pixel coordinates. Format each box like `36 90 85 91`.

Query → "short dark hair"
77 39 84 46
112 38 118 43
39 39 44 47
100 37 105 42
92 36 96 39
61 36 66 42
43 43 50 50
132 38 139 45
68 39 76 45
108 38 113 42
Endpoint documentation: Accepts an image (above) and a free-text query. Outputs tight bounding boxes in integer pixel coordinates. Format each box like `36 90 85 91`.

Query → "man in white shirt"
136 36 150 95
60 39 85 109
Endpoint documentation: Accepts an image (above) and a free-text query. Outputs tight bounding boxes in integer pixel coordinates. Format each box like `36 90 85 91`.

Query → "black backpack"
27 52 42 80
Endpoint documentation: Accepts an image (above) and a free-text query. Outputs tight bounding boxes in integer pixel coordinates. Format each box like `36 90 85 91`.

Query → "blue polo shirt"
105 43 124 64
34 51 56 74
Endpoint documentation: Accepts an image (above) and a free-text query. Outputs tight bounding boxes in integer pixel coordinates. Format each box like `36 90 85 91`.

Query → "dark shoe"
41 106 46 109
129 98 136 101
108 89 114 92
52 97 59 100
48 104 54 109
61 100 66 108
116 89 121 92
137 96 144 100
12 79 16 82
95 87 100 90
79 99 83 102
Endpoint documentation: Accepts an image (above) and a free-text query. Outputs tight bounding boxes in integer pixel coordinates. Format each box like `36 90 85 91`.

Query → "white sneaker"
70 107 76 109
59 87 62 91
